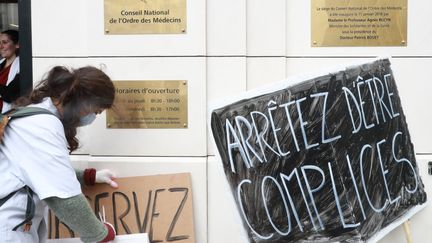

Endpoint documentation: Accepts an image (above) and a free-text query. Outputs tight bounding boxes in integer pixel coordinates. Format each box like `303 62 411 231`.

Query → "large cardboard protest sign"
48 173 195 243
210 59 427 242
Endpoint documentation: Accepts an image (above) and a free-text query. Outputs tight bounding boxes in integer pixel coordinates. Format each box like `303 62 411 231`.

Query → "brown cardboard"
48 173 195 243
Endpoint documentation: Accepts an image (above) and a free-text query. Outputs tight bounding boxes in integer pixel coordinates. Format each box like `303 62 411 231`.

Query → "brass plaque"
311 0 407 46
107 80 188 129
104 0 186 34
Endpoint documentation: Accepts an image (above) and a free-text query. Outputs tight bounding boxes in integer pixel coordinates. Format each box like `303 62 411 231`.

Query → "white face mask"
79 113 96 127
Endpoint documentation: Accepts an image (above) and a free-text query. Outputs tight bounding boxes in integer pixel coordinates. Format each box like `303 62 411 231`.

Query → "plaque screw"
105 29 110 34
183 81 187 85
107 123 111 128
181 29 186 33
183 123 187 127
313 41 317 45
428 161 432 175
401 40 406 45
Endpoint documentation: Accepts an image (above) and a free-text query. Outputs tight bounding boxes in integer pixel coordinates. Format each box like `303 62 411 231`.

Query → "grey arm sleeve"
75 169 85 186
44 194 108 243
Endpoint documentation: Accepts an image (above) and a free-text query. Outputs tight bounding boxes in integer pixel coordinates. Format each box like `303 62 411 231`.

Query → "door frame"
18 0 32 95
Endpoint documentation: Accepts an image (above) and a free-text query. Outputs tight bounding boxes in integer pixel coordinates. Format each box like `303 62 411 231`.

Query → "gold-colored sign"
104 0 186 34
107 80 188 129
311 0 407 46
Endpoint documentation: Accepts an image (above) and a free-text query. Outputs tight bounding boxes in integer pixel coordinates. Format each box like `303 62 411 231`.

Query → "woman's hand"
95 169 118 188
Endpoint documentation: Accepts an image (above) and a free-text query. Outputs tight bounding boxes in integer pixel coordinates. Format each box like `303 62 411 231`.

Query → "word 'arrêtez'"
225 74 399 174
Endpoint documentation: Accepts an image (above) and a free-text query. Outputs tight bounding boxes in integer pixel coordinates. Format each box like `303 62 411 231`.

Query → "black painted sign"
210 59 426 242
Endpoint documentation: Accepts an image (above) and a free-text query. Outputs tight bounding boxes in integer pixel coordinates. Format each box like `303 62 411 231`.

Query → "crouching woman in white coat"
0 66 118 242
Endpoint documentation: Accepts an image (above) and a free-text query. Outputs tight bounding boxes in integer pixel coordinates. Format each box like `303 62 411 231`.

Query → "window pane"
0 3 19 31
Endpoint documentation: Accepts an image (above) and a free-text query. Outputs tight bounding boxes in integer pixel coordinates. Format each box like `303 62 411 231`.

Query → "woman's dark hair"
17 66 115 152
1 29 19 55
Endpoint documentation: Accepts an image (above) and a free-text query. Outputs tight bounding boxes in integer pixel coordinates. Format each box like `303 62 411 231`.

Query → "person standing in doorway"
0 29 21 113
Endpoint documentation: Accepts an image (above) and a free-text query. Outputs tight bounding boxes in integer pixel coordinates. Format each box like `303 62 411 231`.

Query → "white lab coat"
0 56 20 113
0 97 82 242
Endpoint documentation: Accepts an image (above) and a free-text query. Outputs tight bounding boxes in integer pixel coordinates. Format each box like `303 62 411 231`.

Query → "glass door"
0 0 32 99
0 1 18 31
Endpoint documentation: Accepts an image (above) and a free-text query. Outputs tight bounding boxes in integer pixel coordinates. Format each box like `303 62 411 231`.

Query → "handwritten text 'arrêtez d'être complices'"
222 72 420 239
236 131 418 239
225 74 399 174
